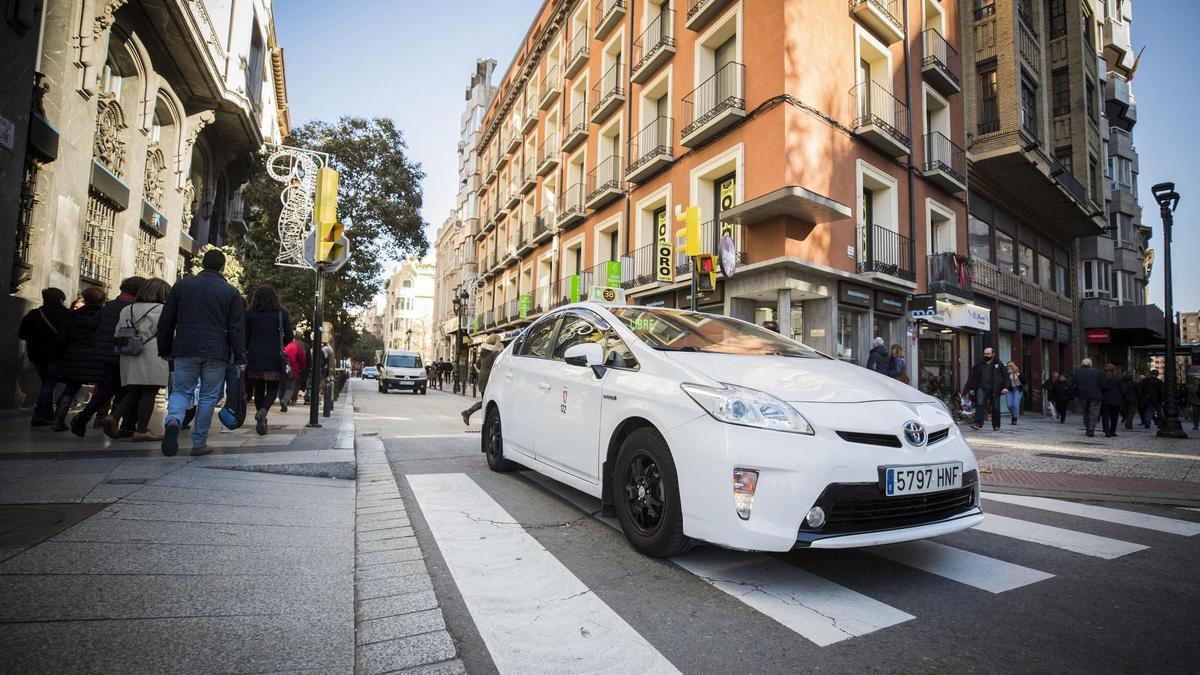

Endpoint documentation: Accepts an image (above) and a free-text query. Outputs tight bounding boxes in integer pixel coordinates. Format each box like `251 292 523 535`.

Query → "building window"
1083 8 1095 50
996 231 1015 273
134 227 162 277
1020 76 1038 138
81 194 117 286
1051 68 1070 116
1089 153 1102 205
1038 253 1053 289
977 66 999 134
1086 77 1097 122
1049 0 1067 38
247 23 266 108
974 1 996 21
969 215 991 261
1081 259 1112 298
1118 270 1137 304
14 154 39 268
1056 263 1069 297
1054 145 1073 173
1018 243 1034 280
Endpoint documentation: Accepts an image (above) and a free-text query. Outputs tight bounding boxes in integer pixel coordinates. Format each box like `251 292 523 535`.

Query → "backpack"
114 306 156 356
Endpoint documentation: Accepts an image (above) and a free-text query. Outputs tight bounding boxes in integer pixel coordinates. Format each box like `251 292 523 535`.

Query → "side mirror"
563 343 607 379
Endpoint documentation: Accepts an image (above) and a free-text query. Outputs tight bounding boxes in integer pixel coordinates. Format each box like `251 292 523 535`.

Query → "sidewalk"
963 410 1200 505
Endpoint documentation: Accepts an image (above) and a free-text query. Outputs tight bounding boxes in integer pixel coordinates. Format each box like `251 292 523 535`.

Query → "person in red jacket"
281 335 307 412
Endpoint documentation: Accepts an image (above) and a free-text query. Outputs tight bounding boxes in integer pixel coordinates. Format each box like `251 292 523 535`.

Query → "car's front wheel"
613 428 692 558
483 407 518 472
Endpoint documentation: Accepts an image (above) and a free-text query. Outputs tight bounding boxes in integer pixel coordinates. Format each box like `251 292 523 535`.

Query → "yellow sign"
675 206 700 257
313 167 339 227
317 220 345 263
655 207 673 283
718 175 736 241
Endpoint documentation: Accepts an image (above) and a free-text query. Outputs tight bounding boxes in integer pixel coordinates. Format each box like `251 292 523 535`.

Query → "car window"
552 312 639 369
518 316 558 357
610 307 825 358
386 354 422 368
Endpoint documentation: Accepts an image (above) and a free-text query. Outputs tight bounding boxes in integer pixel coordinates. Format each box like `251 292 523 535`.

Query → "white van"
379 350 427 394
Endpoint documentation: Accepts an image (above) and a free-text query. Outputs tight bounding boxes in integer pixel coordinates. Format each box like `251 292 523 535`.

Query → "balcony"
563 98 589 152
522 91 539 133
484 163 497 185
519 219 536 254
507 298 522 324
1017 22 1040 76
594 0 626 40
686 0 733 32
680 61 745 147
632 9 675 84
1105 75 1136 130
484 309 495 330
856 224 915 284
533 284 554 315
1103 17 1135 76
591 60 625 123
921 28 960 95
540 65 561 110
848 0 904 45
619 243 659 291
486 250 500 274
627 116 673 183
565 24 590 79
850 80 910 157
922 132 966 193
971 258 1073 320
532 207 555 245
520 159 537 194
497 140 509 169
505 178 521 209
557 183 587 230
585 155 624 210
505 125 521 156
537 133 559 176
927 252 974 302
495 201 509 222
503 232 520 266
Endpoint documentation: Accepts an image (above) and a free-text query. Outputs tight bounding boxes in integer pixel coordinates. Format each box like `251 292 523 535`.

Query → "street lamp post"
1151 182 1188 439
405 328 413 351
451 288 467 394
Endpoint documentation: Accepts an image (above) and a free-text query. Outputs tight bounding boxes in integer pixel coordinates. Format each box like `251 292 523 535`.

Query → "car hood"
662 353 932 404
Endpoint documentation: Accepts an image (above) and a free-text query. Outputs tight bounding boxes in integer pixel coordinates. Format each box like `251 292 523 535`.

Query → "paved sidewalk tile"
355 630 457 675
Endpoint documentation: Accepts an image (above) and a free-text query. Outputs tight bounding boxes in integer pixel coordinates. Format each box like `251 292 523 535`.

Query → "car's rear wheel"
483 407 518 472
614 428 692 558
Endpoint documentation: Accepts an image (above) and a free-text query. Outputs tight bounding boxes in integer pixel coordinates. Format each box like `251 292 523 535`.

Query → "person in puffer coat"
70 276 144 437
50 287 108 430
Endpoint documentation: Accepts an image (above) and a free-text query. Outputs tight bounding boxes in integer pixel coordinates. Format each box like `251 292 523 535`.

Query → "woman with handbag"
244 285 293 435
102 278 171 443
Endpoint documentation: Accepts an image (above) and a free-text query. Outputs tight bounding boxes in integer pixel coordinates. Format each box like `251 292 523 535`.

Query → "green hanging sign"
568 275 581 303
518 293 532 318
605 260 622 288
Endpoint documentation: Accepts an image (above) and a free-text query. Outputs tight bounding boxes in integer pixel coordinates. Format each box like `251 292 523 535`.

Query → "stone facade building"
0 0 289 408
382 259 436 358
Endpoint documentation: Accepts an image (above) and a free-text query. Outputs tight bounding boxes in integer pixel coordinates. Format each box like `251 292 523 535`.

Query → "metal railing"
620 243 658 290
681 61 745 139
633 9 675 74
538 132 558 168
558 183 586 224
1049 157 1088 205
586 155 623 203
850 80 910 148
565 98 588 141
927 252 973 297
924 132 966 184
973 2 995 21
848 0 904 36
856 224 914 282
675 221 746 274
484 309 495 329
595 0 626 29
541 64 560 102
591 59 624 118
507 298 520 323
628 116 673 175
970 257 1072 318
568 24 590 67
921 28 960 87
1018 22 1040 72
534 284 553 314
534 207 555 238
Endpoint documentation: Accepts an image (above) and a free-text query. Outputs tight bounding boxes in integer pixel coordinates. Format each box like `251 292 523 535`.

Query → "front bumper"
665 402 980 552
383 378 426 388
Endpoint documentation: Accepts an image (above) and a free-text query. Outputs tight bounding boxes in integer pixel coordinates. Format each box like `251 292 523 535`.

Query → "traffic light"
317 220 345 263
674 206 701 257
696 254 717 292
313 167 338 228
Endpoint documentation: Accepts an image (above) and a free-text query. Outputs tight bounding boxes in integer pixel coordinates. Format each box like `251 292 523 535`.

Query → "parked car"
379 350 427 394
482 302 982 558
362 366 379 380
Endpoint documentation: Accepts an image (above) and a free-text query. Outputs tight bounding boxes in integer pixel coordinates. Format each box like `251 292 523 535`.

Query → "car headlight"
680 383 814 435
933 397 952 418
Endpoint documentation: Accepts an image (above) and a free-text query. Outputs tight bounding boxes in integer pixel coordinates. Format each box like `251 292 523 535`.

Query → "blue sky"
275 0 1198 314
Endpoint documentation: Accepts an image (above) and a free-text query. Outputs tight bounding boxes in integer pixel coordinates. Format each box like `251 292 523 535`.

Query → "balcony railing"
848 0 904 43
675 221 746 274
924 131 966 185
632 8 675 81
564 98 589 151
534 284 553 314
970 257 1073 319
850 80 910 150
628 116 673 179
558 183 586 228
620 243 658 290
591 59 625 121
921 28 960 93
484 309 495 329
533 206 556 241
507 298 521 323
857 224 914 282
540 64 561 110
680 61 745 142
586 155 624 207
1018 22 1041 73
927 252 973 299
566 24 590 77
594 0 626 39
1049 157 1088 205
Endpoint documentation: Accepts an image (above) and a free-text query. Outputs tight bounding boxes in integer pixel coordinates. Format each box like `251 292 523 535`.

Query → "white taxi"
482 300 983 557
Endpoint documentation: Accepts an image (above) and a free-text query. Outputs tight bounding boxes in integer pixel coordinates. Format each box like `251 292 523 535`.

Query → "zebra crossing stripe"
983 492 1200 537
406 473 680 674
869 540 1054 593
972 513 1148 559
673 548 914 647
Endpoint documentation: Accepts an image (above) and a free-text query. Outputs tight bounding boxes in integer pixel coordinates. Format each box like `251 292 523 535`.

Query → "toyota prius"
482 301 983 557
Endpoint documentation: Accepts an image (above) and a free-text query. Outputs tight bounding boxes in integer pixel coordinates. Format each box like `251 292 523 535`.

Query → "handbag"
114 306 156 356
277 311 292 377
218 362 246 429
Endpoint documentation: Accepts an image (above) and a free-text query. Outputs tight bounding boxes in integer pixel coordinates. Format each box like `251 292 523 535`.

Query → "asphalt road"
353 379 1200 674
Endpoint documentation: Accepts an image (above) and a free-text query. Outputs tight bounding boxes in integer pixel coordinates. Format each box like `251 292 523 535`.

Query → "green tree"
239 117 427 350
347 329 384 365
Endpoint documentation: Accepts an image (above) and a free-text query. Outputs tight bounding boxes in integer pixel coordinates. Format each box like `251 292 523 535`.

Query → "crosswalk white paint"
984 492 1200 537
673 548 914 647
973 514 1148 559
406 473 679 675
868 540 1054 594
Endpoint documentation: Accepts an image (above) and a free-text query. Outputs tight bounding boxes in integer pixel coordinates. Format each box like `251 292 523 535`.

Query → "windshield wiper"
654 345 705 352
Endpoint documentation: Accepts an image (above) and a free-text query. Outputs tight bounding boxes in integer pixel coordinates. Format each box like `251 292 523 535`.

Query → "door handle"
538 381 551 392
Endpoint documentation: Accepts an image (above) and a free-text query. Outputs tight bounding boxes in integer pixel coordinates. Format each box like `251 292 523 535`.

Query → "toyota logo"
902 421 927 447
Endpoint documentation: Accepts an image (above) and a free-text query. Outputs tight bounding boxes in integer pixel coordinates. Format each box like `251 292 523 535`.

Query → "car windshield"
386 355 422 368
609 307 825 358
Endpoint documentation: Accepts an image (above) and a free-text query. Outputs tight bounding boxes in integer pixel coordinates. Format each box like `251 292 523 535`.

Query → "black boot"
51 395 73 431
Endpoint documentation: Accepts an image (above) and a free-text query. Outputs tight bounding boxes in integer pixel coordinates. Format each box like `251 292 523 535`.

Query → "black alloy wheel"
613 428 692 558
622 451 665 536
483 408 518 472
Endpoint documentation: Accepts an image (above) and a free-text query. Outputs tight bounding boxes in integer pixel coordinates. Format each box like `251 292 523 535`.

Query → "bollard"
323 379 333 417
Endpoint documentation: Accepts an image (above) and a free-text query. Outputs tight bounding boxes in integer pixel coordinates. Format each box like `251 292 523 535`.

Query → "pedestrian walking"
69 277 144 437
104 278 171 442
964 347 1006 431
866 336 890 375
1137 370 1165 429
244 286 293 435
51 287 108 431
1186 377 1200 431
282 335 307 412
887 344 909 383
461 334 501 425
292 335 310 404
1052 373 1073 424
1119 369 1138 430
1042 371 1059 417
1004 362 1029 425
18 287 71 426
157 248 247 457
1069 358 1104 437
1100 364 1124 438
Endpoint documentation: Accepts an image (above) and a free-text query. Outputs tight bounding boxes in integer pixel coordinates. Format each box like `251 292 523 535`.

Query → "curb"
981 481 1200 508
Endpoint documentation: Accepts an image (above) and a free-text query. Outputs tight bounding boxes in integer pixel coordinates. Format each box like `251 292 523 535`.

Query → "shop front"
910 293 991 407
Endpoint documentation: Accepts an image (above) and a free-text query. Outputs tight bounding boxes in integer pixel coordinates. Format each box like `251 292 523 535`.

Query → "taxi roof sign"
587 286 626 304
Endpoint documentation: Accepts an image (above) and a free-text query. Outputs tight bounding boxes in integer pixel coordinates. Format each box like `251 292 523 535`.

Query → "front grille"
800 470 978 536
836 431 902 448
927 428 950 444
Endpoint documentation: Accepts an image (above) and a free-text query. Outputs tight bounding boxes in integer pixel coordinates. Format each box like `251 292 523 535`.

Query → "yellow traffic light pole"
308 167 339 427
675 207 702 311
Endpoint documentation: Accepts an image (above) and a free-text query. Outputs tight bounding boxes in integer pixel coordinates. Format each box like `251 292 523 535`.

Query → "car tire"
483 407 518 472
613 428 692 558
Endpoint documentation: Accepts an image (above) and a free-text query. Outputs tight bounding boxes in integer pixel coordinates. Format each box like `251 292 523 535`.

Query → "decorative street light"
451 287 469 394
405 327 413 350
1151 182 1188 439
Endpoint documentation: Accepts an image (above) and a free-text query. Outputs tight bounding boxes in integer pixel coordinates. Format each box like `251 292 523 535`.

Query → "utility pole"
1151 182 1187 439
308 265 324 428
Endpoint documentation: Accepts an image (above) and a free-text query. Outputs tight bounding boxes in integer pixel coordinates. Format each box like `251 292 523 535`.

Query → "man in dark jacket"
18 288 71 426
53 287 107 431
1099 364 1124 438
866 337 890 375
69 277 144 437
1137 370 1165 428
1118 370 1138 430
462 334 501 425
158 249 246 456
1069 358 1104 437
964 347 1007 431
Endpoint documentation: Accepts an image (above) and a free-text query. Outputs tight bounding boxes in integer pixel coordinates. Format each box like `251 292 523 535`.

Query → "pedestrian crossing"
406 472 1200 667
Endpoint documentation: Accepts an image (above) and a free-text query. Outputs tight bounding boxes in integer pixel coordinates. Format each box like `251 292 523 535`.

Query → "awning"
442 316 460 335
923 300 991 333
720 186 852 226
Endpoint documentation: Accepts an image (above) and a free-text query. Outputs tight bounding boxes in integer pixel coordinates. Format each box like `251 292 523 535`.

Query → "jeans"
1142 403 1163 428
1101 404 1121 436
1081 399 1101 433
974 388 1000 429
167 357 227 447
33 361 60 415
1005 389 1024 420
